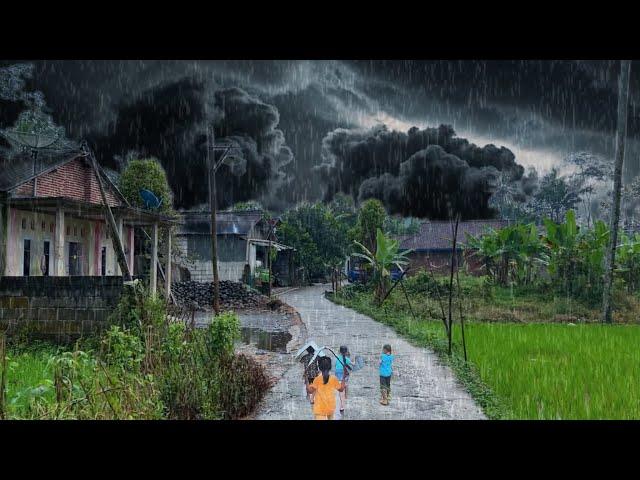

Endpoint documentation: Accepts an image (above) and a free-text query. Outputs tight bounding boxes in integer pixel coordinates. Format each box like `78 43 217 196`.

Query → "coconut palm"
353 228 411 304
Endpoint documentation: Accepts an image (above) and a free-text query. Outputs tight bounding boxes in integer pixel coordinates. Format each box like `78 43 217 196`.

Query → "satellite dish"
139 189 162 209
2 130 59 149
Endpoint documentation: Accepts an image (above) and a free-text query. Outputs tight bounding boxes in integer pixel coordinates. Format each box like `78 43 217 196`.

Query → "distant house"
0 149 175 292
396 219 508 275
174 209 294 284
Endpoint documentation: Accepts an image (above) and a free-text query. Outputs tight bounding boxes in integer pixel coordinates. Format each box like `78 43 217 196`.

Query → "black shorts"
380 375 391 390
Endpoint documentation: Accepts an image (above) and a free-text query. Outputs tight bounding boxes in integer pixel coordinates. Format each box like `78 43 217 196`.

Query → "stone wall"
0 276 123 340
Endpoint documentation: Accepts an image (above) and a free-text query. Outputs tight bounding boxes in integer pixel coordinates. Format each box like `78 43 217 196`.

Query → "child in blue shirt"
379 344 394 406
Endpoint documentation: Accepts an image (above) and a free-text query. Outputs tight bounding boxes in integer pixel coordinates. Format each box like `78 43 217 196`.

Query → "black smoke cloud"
317 124 527 219
88 82 293 210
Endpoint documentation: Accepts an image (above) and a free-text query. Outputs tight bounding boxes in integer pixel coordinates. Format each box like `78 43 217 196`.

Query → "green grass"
457 322 640 419
331 279 640 419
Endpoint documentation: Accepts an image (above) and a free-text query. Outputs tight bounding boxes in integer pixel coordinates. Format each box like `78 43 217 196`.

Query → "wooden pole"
207 128 220 314
150 222 158 296
603 60 632 324
447 214 460 355
83 143 131 280
165 227 172 303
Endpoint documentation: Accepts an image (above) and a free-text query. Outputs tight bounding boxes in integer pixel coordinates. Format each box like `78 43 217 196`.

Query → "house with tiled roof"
396 219 508 275
0 149 175 293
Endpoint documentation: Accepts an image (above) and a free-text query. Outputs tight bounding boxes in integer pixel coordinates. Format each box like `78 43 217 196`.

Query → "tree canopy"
119 159 174 214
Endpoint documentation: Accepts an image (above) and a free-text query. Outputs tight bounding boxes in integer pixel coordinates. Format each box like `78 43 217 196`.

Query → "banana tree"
615 232 640 292
353 228 412 304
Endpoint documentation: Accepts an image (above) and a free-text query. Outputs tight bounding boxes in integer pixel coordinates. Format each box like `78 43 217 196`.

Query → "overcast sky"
2 60 638 211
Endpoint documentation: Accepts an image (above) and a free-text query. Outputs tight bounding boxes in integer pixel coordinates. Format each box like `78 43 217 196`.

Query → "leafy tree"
530 168 582 224
615 233 640 292
544 210 609 303
278 202 350 280
466 223 548 287
351 198 387 254
119 159 174 214
353 228 411 304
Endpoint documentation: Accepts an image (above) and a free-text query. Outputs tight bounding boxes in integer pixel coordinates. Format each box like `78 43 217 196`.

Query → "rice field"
332 287 640 420
457 322 640 419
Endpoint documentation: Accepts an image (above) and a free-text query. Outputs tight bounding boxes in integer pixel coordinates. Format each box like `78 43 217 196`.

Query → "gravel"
172 280 270 310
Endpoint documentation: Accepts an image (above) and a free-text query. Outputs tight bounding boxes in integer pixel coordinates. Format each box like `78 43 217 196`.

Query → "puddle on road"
195 311 294 353
239 327 292 353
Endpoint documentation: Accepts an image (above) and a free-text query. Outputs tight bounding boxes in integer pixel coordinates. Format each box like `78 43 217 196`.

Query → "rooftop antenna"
0 107 61 195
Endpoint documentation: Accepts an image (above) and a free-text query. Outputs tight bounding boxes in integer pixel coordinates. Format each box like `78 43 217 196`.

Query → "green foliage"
615 233 640 291
278 202 350 279
2 305 266 420
466 223 548 287
351 199 387 254
100 326 144 372
108 280 166 334
384 216 421 236
205 311 240 359
543 210 609 303
353 228 411 303
532 168 582 223
404 270 448 296
119 159 174 214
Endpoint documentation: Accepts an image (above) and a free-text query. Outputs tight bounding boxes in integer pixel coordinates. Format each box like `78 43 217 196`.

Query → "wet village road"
254 285 486 420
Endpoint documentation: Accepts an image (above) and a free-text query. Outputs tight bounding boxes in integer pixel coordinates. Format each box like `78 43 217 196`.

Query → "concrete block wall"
0 276 123 341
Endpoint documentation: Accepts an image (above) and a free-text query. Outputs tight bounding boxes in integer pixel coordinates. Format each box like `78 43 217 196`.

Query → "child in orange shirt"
305 356 346 420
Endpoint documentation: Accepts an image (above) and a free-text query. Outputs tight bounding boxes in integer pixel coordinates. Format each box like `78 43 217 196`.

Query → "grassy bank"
1 284 270 420
329 276 640 419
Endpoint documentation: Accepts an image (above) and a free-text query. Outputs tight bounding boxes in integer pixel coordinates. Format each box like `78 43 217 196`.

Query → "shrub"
215 353 271 419
100 326 144 372
205 311 240 359
404 270 448 296
109 280 166 334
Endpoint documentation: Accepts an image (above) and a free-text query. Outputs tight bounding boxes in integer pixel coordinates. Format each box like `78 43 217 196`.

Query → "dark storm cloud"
0 61 295 210
89 81 294 209
316 123 525 219
4 59 639 215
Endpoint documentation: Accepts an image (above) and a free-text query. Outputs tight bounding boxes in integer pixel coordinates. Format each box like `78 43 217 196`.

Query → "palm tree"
353 228 412 304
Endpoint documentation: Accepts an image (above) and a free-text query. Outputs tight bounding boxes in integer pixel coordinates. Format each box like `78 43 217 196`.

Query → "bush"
205 311 240 359
109 280 166 334
404 271 447 296
100 326 144 372
215 353 271 419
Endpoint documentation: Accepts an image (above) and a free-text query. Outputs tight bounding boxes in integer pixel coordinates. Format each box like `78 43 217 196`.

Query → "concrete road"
255 285 485 420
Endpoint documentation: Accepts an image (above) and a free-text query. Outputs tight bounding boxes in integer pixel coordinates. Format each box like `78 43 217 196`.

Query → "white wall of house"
4 208 133 277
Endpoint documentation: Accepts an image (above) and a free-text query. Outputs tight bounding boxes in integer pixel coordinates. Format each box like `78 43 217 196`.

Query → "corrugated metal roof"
178 210 264 235
398 219 508 251
0 149 82 192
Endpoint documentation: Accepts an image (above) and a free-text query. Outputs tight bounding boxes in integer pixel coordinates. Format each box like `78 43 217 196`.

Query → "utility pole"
265 218 279 299
206 126 242 314
603 60 632 324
